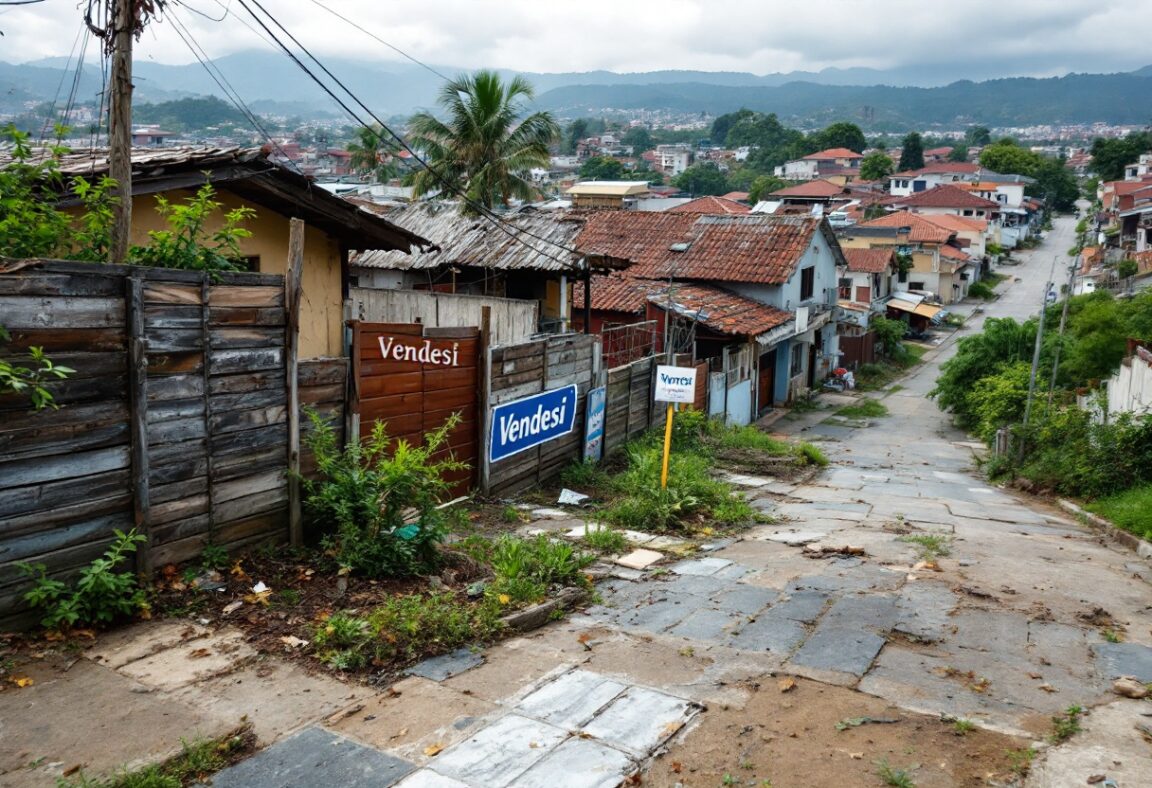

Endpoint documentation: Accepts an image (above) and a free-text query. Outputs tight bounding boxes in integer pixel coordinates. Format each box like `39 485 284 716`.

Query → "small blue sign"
489 384 578 463
583 385 606 462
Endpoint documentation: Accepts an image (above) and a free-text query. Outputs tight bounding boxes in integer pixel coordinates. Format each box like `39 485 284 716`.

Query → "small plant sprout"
1050 705 1085 743
875 759 916 788
583 525 628 554
952 718 976 735
899 532 953 561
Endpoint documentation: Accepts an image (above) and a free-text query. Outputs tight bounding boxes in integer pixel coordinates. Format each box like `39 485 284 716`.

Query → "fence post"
286 218 305 546
478 305 491 495
125 274 152 573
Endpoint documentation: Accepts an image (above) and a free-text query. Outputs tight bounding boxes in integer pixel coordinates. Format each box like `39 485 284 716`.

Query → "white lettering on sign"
377 336 461 366
498 394 569 446
654 364 698 403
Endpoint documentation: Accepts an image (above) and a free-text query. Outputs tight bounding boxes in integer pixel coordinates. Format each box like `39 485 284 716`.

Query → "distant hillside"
4 52 1152 128
535 72 1152 128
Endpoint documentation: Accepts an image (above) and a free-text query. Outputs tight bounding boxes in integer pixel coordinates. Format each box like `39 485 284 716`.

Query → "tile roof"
770 179 846 198
650 283 792 338
575 212 829 285
842 247 895 273
924 147 954 157
803 147 864 160
888 184 1000 210
573 274 656 312
939 244 970 261
668 196 751 214
854 211 955 244
721 191 750 202
918 213 989 233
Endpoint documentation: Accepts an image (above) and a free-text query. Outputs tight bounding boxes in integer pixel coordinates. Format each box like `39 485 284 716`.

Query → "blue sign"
489 384 578 463
583 386 606 462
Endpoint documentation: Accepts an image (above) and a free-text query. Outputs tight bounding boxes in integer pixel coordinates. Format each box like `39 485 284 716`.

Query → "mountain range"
4 52 1151 129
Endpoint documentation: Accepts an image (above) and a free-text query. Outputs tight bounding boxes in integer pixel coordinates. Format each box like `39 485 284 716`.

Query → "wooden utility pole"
108 0 135 263
286 219 304 546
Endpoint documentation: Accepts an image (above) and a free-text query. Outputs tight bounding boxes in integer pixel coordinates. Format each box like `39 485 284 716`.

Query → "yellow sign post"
660 402 674 489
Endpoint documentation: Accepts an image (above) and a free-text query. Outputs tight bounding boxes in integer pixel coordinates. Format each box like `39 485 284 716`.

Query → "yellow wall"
75 189 345 359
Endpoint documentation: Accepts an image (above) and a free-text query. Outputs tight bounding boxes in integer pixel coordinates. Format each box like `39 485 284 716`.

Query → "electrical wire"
167 5 295 163
235 0 583 269
39 20 85 140
59 26 92 131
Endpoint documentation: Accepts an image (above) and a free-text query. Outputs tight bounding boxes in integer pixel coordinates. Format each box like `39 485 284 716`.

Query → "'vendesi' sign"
489 385 578 462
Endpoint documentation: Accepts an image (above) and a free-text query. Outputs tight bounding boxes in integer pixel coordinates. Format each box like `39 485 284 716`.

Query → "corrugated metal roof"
350 202 595 272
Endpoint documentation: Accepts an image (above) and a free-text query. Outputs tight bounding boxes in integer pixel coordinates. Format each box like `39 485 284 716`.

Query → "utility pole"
108 0 136 264
1019 256 1059 458
1046 254 1079 410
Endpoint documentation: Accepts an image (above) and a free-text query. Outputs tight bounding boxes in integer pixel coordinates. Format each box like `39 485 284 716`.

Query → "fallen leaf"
1039 683 1057 693
671 761 682 774
850 752 864 760
243 590 273 606
62 764 82 777
10 676 33 688
230 560 248 579
423 743 444 757
187 648 211 660
280 636 308 649
662 721 684 737
1087 776 1106 785
778 678 797 693
1027 672 1043 679
223 600 244 615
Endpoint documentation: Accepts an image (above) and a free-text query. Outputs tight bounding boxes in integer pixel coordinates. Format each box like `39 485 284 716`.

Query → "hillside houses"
775 148 864 181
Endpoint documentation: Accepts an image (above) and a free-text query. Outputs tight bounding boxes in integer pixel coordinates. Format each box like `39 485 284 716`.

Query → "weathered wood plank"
0 469 131 519
0 445 130 489
209 348 283 375
146 374 205 402
142 282 202 305
209 285 283 308
208 405 287 435
145 398 206 424
208 369 283 395
0 296 125 328
143 304 204 329
0 327 125 353
208 306 285 327
209 326 285 350
0 493 131 539
0 272 122 297
0 421 127 462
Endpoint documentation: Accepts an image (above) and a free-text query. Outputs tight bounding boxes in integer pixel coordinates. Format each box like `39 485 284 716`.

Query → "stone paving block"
713 563 749 580
788 626 885 677
669 557 733 576
718 471 776 488
580 686 698 756
729 610 809 655
770 590 831 623
655 573 729 597
666 607 743 641
406 648 485 681
763 530 827 545
646 535 690 550
894 583 957 642
1092 642 1152 682
394 770 470 787
948 610 1030 653
512 736 636 788
86 621 212 670
774 503 869 521
531 507 575 519
785 573 872 594
618 530 657 544
614 548 664 570
619 595 695 633
712 584 778 616
430 714 568 786
565 523 605 538
820 594 898 633
515 669 626 728
115 628 256 691
209 726 415 788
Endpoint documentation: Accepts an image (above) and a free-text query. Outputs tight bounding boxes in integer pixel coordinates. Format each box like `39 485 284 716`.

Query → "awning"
913 303 943 320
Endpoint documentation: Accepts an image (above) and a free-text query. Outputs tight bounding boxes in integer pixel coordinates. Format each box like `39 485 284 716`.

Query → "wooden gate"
350 322 480 496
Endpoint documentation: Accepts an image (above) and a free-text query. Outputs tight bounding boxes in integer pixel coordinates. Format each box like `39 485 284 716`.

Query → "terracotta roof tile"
770 179 846 198
842 247 895 273
888 184 1000 210
918 213 989 233
939 244 970 261
669 196 751 214
573 274 657 312
650 283 792 338
802 147 864 160
575 212 825 285
855 211 955 244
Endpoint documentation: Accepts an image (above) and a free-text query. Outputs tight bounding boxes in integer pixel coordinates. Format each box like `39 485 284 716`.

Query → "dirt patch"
645 677 1029 787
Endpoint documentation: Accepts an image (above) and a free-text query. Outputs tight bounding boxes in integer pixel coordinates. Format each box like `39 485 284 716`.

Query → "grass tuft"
1086 483 1152 540
835 399 889 419
899 532 953 561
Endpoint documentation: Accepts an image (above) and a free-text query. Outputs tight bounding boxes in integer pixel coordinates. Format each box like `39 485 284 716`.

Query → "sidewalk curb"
1057 498 1152 559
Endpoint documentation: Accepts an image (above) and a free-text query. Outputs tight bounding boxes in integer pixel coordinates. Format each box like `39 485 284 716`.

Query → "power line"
235 0 580 268
39 20 86 140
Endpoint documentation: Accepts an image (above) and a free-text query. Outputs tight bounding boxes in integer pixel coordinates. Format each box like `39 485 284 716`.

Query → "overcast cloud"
1 0 1148 79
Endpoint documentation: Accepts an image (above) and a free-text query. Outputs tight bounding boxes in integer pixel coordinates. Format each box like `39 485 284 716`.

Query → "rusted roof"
771 179 845 199
842 247 895 273
889 184 1000 210
575 212 837 286
918 214 988 233
648 283 792 339
668 196 751 214
350 202 602 272
1 145 431 253
803 147 863 161
854 211 955 244
573 274 657 312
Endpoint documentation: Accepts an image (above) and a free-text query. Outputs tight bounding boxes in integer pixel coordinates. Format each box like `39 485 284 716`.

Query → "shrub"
559 459 611 491
301 410 467 578
583 526 628 554
967 281 995 300
20 529 148 630
487 533 595 603
795 442 829 467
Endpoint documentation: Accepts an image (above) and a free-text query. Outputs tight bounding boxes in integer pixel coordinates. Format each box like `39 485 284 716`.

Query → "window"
790 347 804 376
838 277 852 299
800 267 815 301
242 255 261 272
909 281 926 291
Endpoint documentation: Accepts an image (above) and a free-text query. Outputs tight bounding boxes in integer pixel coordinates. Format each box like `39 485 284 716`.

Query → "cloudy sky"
2 0 1149 79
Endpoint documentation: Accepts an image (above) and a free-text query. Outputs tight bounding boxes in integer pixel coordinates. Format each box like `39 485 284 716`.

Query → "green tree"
347 124 400 182
816 122 866 153
859 151 894 181
969 361 1033 442
930 316 1037 428
407 70 560 213
130 183 255 274
947 144 969 163
579 156 624 180
710 108 756 148
898 132 925 171
1090 132 1152 182
673 162 728 196
965 126 992 147
980 138 1043 176
748 174 787 203
621 126 653 156
564 118 589 155
1029 157 1079 211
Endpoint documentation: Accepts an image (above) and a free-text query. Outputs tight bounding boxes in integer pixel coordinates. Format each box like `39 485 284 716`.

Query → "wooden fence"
484 334 599 495
0 259 300 627
350 288 538 348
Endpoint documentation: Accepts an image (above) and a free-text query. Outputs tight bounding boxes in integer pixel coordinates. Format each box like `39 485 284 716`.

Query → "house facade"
776 148 864 181
888 162 983 197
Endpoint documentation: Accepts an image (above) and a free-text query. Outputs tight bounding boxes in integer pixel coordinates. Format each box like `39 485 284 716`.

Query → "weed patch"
835 399 889 419
875 759 916 787
899 532 953 560
583 526 628 554
1049 705 1084 743
1086 483 1152 540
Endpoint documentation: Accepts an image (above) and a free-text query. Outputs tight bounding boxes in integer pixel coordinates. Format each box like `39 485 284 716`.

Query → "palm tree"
347 124 400 183
407 70 559 213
